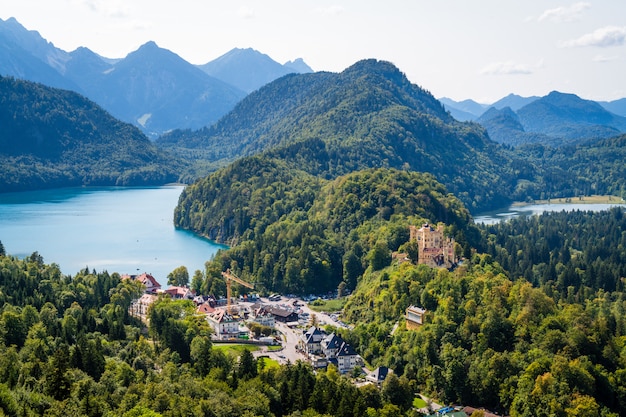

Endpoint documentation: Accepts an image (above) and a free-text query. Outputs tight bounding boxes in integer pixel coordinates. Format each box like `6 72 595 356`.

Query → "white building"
406 305 426 330
300 326 324 354
251 306 276 328
206 310 240 339
336 342 359 374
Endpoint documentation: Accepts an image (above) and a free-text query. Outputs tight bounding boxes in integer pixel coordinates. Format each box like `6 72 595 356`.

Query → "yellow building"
409 223 457 268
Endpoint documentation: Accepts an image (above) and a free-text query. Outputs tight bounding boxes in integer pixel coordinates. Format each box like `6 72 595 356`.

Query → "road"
244 296 345 365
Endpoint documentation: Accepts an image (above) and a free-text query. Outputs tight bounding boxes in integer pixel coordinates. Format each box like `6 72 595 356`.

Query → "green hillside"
161 59 529 213
513 134 626 199
336 208 626 416
0 75 182 192
0 250 421 417
180 166 479 295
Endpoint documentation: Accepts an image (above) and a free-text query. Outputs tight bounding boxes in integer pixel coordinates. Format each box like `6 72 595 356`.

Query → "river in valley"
0 185 225 283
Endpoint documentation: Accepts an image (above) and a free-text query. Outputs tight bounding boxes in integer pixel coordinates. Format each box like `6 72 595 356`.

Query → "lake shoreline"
0 186 223 280
475 197 626 225
512 194 625 207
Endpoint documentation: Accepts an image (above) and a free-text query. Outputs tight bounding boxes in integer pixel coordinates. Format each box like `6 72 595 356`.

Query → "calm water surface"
0 186 225 282
474 202 626 225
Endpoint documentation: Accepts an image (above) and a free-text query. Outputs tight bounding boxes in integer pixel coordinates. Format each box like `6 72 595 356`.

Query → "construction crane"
221 269 254 314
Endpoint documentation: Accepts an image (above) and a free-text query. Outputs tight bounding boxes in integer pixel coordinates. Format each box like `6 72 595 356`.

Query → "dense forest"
479 207 626 295
333 208 626 416
0 76 183 192
175 168 626 416
512 134 626 200
3 203 626 416
339 253 625 416
0 250 424 417
177 166 478 295
160 59 529 213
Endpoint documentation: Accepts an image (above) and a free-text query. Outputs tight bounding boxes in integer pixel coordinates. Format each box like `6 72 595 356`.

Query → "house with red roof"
164 286 194 300
133 273 162 293
197 302 215 315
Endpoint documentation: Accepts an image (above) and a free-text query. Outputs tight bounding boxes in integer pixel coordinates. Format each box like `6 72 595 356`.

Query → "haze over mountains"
441 92 626 148
3 16 626 214
0 17 312 137
0 75 181 192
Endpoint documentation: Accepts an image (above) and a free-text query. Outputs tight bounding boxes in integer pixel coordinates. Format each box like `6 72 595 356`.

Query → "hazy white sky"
2 0 625 103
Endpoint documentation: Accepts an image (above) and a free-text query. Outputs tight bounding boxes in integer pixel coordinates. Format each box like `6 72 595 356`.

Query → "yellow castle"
409 223 457 268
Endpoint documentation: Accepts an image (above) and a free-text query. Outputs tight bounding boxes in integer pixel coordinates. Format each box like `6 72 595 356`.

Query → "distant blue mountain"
439 97 488 121
439 94 539 121
284 58 313 74
491 93 539 111
599 98 626 118
478 91 626 147
0 17 312 137
477 106 556 147
64 46 113 93
518 91 626 137
0 17 78 91
199 47 313 93
74 41 246 137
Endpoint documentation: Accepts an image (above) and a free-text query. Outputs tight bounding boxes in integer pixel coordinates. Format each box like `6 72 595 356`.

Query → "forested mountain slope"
340 249 626 416
177 166 479 295
161 59 531 212
0 76 182 192
513 134 626 199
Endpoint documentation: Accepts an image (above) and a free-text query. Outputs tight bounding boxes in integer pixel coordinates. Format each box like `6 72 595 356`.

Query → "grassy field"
513 194 625 206
213 343 260 356
308 298 346 312
212 343 282 370
413 397 427 409
257 356 280 370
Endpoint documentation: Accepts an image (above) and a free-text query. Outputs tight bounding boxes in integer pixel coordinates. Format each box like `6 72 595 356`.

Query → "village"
123 223 497 416
126 269 371 377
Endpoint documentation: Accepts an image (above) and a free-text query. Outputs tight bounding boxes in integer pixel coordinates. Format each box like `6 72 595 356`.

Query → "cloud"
561 26 626 47
238 6 255 19
538 2 590 22
317 5 345 16
592 54 619 63
480 61 534 76
78 0 129 18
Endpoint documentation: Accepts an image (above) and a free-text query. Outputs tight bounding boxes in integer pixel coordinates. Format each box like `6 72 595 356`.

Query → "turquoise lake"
2 186 624 282
0 186 225 283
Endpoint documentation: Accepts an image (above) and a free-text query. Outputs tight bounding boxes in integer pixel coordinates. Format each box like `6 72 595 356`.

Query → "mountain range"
3 15 625 148
0 75 181 192
441 93 626 121
0 17 312 137
3 17 626 213
477 91 626 147
440 91 626 147
198 47 312 93
160 59 534 213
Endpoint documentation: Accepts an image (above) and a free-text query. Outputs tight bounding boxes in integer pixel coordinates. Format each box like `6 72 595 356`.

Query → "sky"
1 0 625 103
